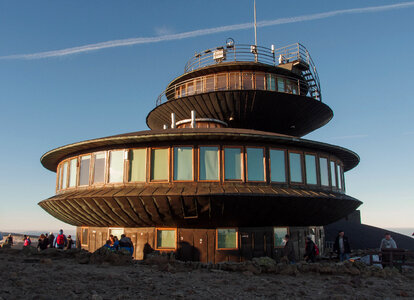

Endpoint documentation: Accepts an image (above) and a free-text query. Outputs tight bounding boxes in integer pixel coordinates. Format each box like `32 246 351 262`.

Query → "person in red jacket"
53 229 67 249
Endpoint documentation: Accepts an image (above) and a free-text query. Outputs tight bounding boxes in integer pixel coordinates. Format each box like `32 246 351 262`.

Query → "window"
266 74 276 91
270 149 286 182
216 73 227 91
69 158 77 187
205 75 215 92
229 72 240 90
199 146 219 181
217 228 238 249
173 147 193 181
109 150 124 183
93 152 106 184
129 149 146 182
242 73 253 90
79 155 91 186
81 228 88 246
57 165 62 190
319 157 329 186
187 81 194 95
277 77 285 92
274 227 288 247
305 154 317 185
156 229 176 249
341 170 346 191
337 165 342 190
224 147 242 180
289 152 303 183
255 73 265 90
246 147 264 181
292 81 298 94
109 228 124 240
330 161 337 188
150 148 169 181
61 161 68 189
195 78 203 93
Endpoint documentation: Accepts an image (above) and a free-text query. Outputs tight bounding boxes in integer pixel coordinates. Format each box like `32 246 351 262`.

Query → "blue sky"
0 1 413 236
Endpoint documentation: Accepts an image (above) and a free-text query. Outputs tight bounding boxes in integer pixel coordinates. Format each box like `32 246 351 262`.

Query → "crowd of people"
35 229 75 250
104 234 134 255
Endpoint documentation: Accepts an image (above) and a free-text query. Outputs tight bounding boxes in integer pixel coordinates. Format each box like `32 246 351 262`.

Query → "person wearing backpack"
304 236 316 263
333 230 351 262
53 229 67 249
23 235 31 247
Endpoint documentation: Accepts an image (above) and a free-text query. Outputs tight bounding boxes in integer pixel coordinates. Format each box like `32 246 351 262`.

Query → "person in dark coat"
119 234 134 256
37 234 48 251
333 230 351 262
283 234 296 264
66 235 74 249
48 232 55 248
304 236 316 263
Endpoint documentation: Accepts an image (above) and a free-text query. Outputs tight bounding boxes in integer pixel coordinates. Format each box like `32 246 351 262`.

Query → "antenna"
254 0 257 46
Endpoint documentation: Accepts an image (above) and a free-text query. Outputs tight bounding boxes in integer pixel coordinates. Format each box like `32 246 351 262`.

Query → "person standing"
23 235 31 247
333 230 351 262
66 235 74 249
119 234 134 255
37 234 48 251
380 233 397 249
53 229 67 250
4 234 13 247
304 236 316 263
48 232 55 248
283 234 296 264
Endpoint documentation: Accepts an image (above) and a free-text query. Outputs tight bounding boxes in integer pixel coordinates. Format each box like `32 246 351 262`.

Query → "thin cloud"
1 1 414 60
330 134 368 140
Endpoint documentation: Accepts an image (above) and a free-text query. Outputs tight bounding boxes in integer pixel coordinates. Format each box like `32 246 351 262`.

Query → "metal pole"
254 0 257 46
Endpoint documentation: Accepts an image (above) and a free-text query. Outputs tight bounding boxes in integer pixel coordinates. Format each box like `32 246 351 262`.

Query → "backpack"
314 243 320 256
56 234 65 245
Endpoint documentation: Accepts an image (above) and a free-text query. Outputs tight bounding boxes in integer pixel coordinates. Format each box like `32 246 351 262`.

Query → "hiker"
104 240 112 249
53 229 67 249
23 235 31 247
380 233 397 249
66 235 74 250
37 234 48 251
48 232 55 248
283 234 296 264
304 236 316 263
333 230 351 262
111 236 120 251
119 234 134 255
4 234 13 247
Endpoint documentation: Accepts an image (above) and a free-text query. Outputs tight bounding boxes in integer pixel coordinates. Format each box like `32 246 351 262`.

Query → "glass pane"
229 72 240 89
62 162 68 189
255 73 265 90
224 148 241 180
79 155 91 186
217 228 237 249
195 78 203 93
216 73 227 91
129 149 146 182
305 154 317 185
342 171 346 191
199 147 219 180
180 85 186 97
187 81 194 95
57 166 61 190
277 77 285 92
109 150 124 183
270 149 286 182
205 75 215 92
174 147 193 181
81 228 88 245
69 158 77 187
337 165 342 190
246 148 264 181
292 81 298 94
93 152 106 184
266 74 276 91
157 230 176 249
274 227 288 247
331 161 337 187
289 153 302 183
242 73 253 89
285 80 293 93
151 148 168 181
319 158 329 186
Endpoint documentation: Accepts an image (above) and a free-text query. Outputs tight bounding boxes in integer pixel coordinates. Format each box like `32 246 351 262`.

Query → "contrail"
1 1 413 60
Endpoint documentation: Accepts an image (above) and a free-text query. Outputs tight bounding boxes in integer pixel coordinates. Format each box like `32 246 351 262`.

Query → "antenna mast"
254 0 257 46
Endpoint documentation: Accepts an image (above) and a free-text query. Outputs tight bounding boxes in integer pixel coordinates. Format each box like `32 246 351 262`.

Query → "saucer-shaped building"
40 42 362 262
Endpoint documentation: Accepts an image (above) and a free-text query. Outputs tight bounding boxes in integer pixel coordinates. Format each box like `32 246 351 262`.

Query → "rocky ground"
0 246 413 300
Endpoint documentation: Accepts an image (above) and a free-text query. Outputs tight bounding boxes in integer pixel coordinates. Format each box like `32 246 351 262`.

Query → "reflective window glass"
81 228 88 245
319 157 329 186
270 149 286 182
292 82 298 94
229 72 240 89
277 77 285 92
330 161 337 188
93 152 106 184
274 227 288 247
129 149 146 182
199 147 219 181
79 155 91 186
174 147 193 181
205 75 215 92
255 73 265 90
224 148 242 180
151 148 168 181
305 154 317 185
289 152 302 183
195 78 204 93
242 73 253 89
187 81 194 95
337 165 342 190
109 150 124 183
69 158 77 187
216 73 227 91
217 228 237 249
62 161 68 189
246 148 264 181
157 229 176 249
266 74 276 91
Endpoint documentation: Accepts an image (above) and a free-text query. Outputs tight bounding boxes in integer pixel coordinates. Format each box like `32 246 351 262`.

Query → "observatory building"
40 41 362 262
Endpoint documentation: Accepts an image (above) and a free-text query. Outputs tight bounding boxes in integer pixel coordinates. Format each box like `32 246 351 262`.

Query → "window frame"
245 146 266 182
149 147 170 183
172 146 194 182
216 227 239 250
78 154 92 187
330 159 338 189
304 152 319 186
127 147 147 183
223 146 244 182
319 155 330 187
92 151 107 185
107 149 126 184
155 227 177 250
269 148 288 183
198 145 221 182
288 150 304 185
273 227 289 248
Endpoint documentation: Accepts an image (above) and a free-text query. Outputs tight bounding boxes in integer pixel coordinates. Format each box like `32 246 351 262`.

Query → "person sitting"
103 240 112 249
119 234 134 255
111 236 120 251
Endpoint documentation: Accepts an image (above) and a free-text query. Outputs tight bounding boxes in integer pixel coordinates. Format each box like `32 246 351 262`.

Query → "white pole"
254 0 257 46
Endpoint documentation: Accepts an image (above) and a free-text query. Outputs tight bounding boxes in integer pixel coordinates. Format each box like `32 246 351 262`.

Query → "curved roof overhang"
41 128 359 173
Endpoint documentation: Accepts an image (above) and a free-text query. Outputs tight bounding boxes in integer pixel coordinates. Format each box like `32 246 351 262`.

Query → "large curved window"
224 147 242 180
129 149 146 182
246 147 264 181
319 157 329 187
69 158 77 187
93 152 106 184
289 152 303 183
109 151 124 183
61 162 68 189
270 149 286 183
151 148 168 181
79 155 91 186
305 154 317 185
330 161 337 188
173 147 193 181
199 146 219 181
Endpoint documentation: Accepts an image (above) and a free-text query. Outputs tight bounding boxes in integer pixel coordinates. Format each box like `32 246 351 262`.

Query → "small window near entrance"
273 227 288 248
109 228 124 240
217 228 238 250
156 229 176 250
81 228 89 246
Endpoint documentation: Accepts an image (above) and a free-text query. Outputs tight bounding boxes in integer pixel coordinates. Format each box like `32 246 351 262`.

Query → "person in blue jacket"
53 229 68 249
119 234 134 256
